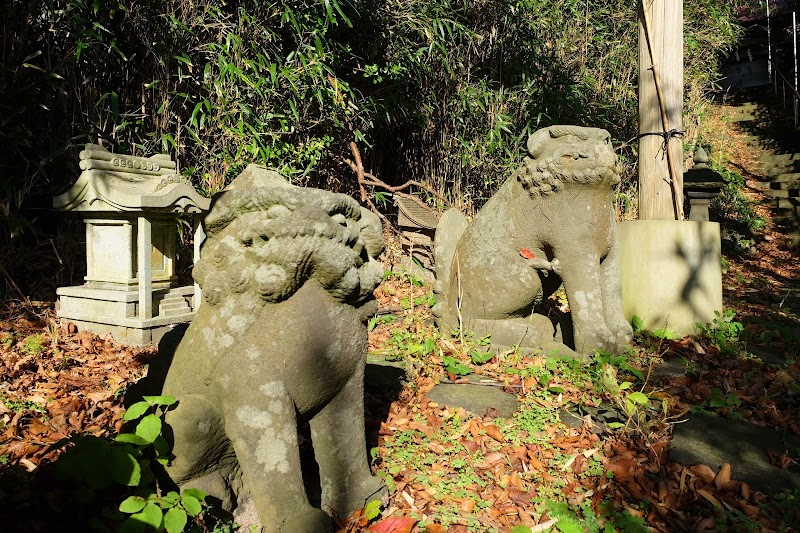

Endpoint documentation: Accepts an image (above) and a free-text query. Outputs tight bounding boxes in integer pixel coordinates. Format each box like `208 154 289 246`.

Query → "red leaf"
367 516 418 533
519 248 536 259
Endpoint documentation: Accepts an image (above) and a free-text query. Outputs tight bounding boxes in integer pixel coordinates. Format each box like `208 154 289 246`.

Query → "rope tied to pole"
637 128 685 156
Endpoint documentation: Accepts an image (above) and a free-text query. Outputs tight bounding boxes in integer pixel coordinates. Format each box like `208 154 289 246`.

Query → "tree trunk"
638 0 683 220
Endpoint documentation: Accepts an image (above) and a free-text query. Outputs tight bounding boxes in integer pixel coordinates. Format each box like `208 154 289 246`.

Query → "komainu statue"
161 165 386 531
433 126 633 356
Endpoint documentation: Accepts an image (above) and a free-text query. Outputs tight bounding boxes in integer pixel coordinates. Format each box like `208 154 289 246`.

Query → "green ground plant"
695 309 744 355
55 395 216 532
20 333 46 356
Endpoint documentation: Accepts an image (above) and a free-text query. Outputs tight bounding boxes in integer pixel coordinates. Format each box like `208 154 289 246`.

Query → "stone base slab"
619 220 723 337
56 284 197 346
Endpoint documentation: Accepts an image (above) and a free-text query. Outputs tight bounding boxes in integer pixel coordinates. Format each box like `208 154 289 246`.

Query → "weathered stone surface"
670 412 800 493
161 166 386 532
433 126 633 355
426 383 519 419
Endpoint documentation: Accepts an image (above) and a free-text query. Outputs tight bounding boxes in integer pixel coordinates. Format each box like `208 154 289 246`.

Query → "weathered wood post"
638 0 683 220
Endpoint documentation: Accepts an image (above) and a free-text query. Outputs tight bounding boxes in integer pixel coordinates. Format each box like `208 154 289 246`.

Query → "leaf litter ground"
1 104 799 532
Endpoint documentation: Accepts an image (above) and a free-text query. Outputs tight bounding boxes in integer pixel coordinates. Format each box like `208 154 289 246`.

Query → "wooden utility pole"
638 0 683 220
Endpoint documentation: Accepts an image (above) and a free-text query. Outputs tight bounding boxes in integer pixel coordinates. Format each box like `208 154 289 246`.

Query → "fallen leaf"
696 488 723 509
713 463 731 490
690 464 716 484
485 424 504 443
519 248 536 259
367 515 418 533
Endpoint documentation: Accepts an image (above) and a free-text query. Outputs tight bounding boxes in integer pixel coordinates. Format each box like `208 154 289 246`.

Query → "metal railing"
771 61 800 129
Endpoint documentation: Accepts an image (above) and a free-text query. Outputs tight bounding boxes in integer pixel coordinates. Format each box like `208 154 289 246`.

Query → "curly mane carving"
193 165 384 307
513 126 621 198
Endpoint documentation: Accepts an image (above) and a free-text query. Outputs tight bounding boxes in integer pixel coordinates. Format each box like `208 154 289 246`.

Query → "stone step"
763 165 800 177
772 172 800 182
774 197 800 209
763 188 800 198
158 297 191 317
759 152 800 164
772 206 800 220
758 180 800 190
774 213 800 225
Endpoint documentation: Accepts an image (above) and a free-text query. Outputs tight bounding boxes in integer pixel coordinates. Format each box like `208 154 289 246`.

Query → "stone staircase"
728 93 800 247
157 289 193 317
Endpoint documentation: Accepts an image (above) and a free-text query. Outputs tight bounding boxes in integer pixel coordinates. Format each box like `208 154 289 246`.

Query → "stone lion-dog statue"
161 165 386 531
434 125 633 356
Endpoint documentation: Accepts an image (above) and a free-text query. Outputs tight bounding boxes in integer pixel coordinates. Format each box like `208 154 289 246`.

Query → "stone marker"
670 412 800 493
161 165 386 532
433 126 633 356
54 144 210 345
427 381 519 419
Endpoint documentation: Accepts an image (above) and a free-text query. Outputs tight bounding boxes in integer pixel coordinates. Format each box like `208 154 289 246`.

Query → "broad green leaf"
364 499 382 520
182 488 206 501
511 527 532 533
470 351 494 365
143 395 177 407
164 507 188 533
161 491 181 506
119 517 146 533
631 315 645 333
627 391 649 405
182 495 202 517
153 435 170 457
119 496 147 514
556 519 584 533
122 401 150 421
619 381 632 390
116 433 150 446
108 448 141 486
133 502 163 528
135 414 162 443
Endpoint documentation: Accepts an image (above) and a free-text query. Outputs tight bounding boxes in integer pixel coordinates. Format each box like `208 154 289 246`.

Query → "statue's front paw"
325 474 387 519
612 319 634 349
279 507 333 533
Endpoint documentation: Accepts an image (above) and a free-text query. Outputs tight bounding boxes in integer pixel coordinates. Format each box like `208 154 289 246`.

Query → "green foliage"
369 314 396 332
363 499 382 521
1 0 742 298
441 355 471 376
0 394 47 414
21 334 46 356
56 395 210 532
710 163 768 255
469 350 494 365
696 309 744 354
707 387 741 410
630 315 645 334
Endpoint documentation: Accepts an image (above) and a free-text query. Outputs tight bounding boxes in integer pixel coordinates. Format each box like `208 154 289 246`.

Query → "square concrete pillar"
619 220 723 337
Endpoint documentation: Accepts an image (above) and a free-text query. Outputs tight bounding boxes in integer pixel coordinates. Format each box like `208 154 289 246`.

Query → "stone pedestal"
619 220 723 336
54 144 210 345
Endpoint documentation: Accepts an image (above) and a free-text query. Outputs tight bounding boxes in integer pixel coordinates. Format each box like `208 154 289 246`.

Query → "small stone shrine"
54 144 210 345
684 146 724 221
394 195 439 281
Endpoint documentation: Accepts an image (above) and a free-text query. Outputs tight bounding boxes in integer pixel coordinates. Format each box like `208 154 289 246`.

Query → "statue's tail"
432 208 469 318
